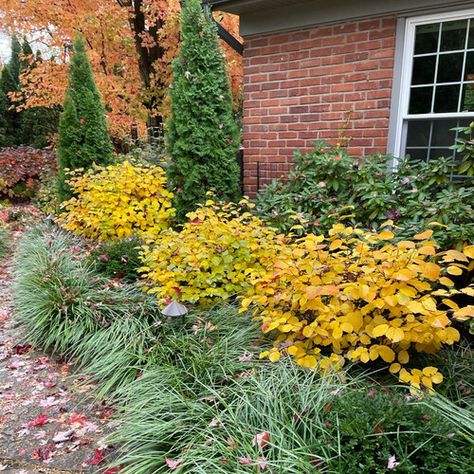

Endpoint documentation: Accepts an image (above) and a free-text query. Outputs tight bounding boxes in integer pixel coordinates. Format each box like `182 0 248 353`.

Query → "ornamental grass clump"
140 199 286 305
241 224 474 394
58 160 174 240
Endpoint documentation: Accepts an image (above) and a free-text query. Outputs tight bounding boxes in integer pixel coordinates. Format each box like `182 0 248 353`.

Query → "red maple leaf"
100 408 115 420
88 449 105 465
27 414 48 427
70 413 88 425
104 467 121 474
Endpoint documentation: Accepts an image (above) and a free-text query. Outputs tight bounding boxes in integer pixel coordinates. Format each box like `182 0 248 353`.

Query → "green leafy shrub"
87 236 142 282
32 172 61 214
166 0 241 221
452 121 474 177
57 36 113 201
321 386 473 473
256 142 474 249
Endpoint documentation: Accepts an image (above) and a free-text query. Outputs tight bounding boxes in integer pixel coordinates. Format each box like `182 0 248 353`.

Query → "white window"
394 9 474 169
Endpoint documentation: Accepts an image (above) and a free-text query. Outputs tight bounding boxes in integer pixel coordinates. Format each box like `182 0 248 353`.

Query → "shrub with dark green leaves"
321 386 473 474
87 236 142 282
256 142 474 249
452 121 474 177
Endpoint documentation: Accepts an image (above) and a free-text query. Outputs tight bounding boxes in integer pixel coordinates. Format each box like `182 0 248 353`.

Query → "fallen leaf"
31 444 55 461
88 449 105 465
70 413 88 425
165 458 183 470
238 352 254 362
387 454 399 469
252 431 270 449
12 344 31 355
27 414 49 427
257 455 268 471
53 429 75 443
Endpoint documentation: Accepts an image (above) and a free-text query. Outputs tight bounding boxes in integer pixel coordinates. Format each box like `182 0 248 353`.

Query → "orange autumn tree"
0 0 243 140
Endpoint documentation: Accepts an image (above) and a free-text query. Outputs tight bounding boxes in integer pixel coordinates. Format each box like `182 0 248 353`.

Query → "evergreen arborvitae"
57 37 113 200
167 0 241 221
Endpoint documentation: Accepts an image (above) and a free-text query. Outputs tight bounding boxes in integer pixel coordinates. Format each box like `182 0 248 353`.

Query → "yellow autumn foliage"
242 224 474 393
139 200 286 305
58 161 174 240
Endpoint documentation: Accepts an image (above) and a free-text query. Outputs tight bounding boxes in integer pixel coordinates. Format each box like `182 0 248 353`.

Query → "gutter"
203 1 244 55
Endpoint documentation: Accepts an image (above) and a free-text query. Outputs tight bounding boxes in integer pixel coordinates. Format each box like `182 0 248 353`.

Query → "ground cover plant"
58 160 174 240
256 142 474 250
11 218 474 473
0 146 56 199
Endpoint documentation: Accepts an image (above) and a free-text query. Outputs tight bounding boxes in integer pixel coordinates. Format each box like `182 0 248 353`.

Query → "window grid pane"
404 118 470 179
409 18 474 114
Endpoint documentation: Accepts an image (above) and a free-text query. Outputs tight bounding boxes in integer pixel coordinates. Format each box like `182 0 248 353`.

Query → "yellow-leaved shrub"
139 200 286 305
241 225 474 394
58 161 174 240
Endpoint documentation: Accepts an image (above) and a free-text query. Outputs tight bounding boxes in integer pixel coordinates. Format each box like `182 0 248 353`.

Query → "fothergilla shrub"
241 225 474 394
139 199 285 305
0 146 56 199
58 161 174 240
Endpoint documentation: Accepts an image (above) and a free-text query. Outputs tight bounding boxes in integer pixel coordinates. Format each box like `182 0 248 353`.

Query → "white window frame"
393 7 474 164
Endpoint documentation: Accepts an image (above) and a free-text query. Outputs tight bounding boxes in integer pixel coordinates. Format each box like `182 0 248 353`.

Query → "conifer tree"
167 0 241 220
57 37 113 200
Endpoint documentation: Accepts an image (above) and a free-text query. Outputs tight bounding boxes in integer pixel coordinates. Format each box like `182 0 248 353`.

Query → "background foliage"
0 146 56 199
0 0 243 138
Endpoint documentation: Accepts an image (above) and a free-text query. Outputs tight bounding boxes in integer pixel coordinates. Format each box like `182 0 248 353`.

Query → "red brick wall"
242 16 397 195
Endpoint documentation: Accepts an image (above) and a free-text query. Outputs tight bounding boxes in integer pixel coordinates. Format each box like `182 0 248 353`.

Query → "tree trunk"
118 0 167 135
